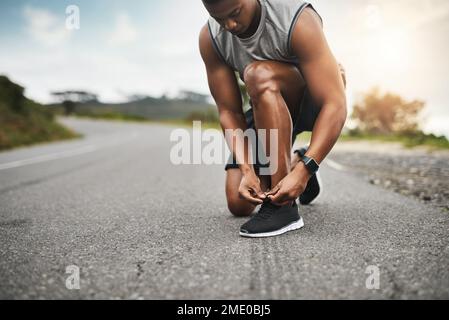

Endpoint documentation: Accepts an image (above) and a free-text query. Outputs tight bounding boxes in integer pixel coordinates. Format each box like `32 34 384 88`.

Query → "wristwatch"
299 155 319 175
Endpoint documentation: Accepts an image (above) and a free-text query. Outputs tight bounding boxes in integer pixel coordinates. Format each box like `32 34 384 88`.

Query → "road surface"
0 117 448 299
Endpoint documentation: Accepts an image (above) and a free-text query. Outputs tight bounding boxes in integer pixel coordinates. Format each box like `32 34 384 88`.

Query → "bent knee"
227 197 255 217
243 61 280 101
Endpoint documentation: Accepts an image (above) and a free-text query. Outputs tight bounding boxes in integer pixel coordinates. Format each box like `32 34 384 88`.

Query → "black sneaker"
299 172 321 205
294 146 322 205
239 201 304 238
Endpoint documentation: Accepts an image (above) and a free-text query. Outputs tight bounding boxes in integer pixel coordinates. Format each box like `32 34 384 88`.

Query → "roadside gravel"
328 141 449 211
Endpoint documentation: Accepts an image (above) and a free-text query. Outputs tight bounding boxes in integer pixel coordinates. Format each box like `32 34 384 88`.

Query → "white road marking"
0 145 98 170
0 132 140 171
325 158 345 171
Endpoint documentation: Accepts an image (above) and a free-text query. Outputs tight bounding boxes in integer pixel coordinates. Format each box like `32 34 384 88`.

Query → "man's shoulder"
207 16 225 40
199 21 223 52
199 22 231 69
265 0 309 15
265 0 307 8
264 0 312 33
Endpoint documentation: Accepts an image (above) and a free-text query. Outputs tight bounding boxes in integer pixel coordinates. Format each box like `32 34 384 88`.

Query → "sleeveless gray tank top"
207 0 322 81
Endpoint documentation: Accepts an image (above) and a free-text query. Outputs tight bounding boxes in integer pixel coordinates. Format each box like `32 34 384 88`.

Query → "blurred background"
1 0 449 146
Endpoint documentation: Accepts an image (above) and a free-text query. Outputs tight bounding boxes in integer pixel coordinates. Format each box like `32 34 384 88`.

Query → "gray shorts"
224 88 321 171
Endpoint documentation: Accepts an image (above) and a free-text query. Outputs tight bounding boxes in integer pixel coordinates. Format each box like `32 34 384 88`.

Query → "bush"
352 88 425 135
0 75 26 113
0 75 80 150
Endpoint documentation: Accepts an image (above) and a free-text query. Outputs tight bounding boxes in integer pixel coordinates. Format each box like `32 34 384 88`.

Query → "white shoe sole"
239 217 304 238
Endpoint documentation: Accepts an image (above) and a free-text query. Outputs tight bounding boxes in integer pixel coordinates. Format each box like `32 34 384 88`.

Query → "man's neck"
238 0 262 39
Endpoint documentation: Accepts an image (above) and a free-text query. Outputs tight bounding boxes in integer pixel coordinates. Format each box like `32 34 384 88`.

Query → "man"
199 0 347 238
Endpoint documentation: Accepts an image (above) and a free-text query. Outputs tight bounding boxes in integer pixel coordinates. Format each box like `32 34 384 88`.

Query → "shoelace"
254 202 279 221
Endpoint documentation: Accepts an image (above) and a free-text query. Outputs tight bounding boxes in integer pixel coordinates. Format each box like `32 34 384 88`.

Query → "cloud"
108 13 138 46
23 5 70 46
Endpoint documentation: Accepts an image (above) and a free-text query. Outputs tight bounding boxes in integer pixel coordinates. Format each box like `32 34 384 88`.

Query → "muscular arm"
291 8 347 165
199 25 265 203
199 25 253 173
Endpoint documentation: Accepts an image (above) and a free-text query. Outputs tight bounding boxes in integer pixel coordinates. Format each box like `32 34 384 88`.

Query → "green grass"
0 102 81 151
68 112 222 131
0 75 83 151
68 112 221 130
63 111 449 151
295 131 312 145
295 130 449 150
74 110 149 122
156 119 221 130
339 131 449 150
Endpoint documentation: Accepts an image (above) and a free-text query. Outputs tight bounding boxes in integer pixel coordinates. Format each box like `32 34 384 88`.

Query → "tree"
177 90 209 103
352 88 425 135
51 91 98 115
127 94 149 102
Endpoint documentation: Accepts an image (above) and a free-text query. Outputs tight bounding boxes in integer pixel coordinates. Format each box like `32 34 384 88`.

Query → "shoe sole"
239 217 304 238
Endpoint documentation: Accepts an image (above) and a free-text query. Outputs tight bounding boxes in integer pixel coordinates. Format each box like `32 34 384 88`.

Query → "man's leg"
225 168 271 217
243 61 306 188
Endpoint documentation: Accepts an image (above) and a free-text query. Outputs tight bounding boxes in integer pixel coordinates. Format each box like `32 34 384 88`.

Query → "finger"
241 190 264 205
268 191 288 204
256 192 266 200
254 189 267 200
251 186 266 200
266 185 280 196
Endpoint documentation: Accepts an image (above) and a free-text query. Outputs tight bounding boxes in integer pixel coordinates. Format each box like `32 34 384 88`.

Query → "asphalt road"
0 117 448 299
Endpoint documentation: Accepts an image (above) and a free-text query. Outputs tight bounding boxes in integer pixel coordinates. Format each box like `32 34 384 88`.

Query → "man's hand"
238 170 266 205
266 164 311 206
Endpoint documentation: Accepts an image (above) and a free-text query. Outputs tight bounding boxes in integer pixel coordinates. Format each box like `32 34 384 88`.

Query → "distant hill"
47 91 217 121
0 76 80 151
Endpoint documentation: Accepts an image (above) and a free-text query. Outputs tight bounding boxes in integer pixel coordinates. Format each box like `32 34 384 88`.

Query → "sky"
0 0 448 137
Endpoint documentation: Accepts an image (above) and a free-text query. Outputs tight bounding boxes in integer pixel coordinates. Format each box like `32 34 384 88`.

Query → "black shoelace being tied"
254 202 279 221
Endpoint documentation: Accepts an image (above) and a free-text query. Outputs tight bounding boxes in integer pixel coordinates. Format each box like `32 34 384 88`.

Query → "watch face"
304 157 319 174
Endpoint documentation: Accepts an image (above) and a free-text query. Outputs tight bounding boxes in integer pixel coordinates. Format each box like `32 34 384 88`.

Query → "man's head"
202 0 259 37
